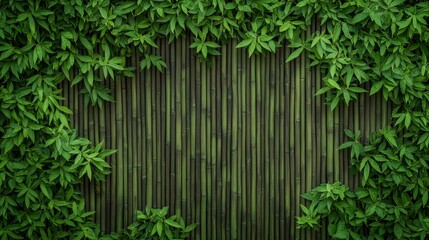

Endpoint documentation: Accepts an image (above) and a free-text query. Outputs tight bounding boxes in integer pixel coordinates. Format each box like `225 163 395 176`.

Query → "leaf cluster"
298 129 429 239
103 207 196 240
292 0 429 239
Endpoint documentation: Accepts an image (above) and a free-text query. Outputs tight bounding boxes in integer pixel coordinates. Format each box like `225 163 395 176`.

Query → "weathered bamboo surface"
60 37 390 240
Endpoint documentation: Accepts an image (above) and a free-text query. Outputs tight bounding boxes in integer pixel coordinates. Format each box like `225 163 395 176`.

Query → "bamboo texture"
60 37 390 240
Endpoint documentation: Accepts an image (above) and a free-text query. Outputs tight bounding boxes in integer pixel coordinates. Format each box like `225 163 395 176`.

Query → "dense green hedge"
1 0 429 239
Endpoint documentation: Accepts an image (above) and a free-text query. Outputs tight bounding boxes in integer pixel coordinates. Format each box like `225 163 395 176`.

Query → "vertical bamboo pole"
123 63 130 224
294 52 301 240
165 38 172 213
279 44 286 240
231 39 238 240
226 42 232 240
200 57 208 240
185 36 192 226
250 53 257 240
285 44 293 240
189 41 197 238
136 51 143 213
145 61 153 209
215 43 222 240
253 54 265 238
256 55 270 239
165 38 173 215
236 45 243 240
240 47 249 240
115 74 123 230
99 61 107 233
155 41 162 209
221 43 228 240
334 107 340 182
211 50 219 240
131 53 138 222
268 53 276 240
205 56 212 239
140 56 148 210
273 50 281 240
175 37 183 219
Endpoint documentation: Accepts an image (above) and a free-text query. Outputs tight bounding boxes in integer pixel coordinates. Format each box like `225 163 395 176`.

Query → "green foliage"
0 81 113 238
295 0 429 239
102 207 196 240
298 129 429 239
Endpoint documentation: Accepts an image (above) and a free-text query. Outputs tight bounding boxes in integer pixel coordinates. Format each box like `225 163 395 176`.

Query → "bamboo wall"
60 37 391 240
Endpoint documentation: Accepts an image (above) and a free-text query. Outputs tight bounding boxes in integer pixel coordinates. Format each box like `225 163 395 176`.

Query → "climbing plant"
1 0 429 239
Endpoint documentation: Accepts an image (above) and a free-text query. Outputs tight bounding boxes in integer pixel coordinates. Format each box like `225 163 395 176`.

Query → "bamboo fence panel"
60 37 390 240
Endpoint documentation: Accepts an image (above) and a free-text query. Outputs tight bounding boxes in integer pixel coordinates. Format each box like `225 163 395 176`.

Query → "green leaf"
327 79 341 90
370 81 383 95
17 13 30 21
184 223 197 233
99 8 108 19
363 164 370 181
87 69 94 86
286 47 304 62
338 141 354 150
404 113 411 128
248 41 256 56
236 38 254 48
330 95 340 111
40 183 51 199
28 16 36 35
384 130 397 147
165 219 182 229
352 11 369 24
394 223 403 239
156 222 163 236
423 191 428 207
332 230 349 239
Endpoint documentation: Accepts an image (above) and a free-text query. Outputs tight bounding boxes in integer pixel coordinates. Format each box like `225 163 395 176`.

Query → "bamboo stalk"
140 54 148 210
165 38 172 214
279 44 286 240
231 40 238 240
94 89 101 227
205 56 212 239
200 55 208 240
185 35 192 226
123 63 130 225
215 44 222 240
236 45 243 240
155 41 162 209
175 37 183 218
221 43 227 240
156 39 165 209
226 42 232 240
273 50 281 240
256 53 270 239
283 44 292 240
334 107 340 182
250 53 257 240
131 52 138 222
211 49 219 240
256 54 263 240
242 48 251 240
115 74 124 230
135 50 143 213
167 38 174 214
268 53 275 240
145 61 153 209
